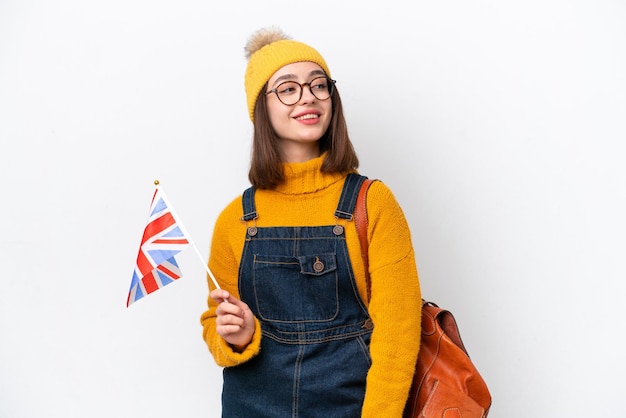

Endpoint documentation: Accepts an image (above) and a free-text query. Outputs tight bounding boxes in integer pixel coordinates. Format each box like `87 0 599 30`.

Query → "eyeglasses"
266 76 336 106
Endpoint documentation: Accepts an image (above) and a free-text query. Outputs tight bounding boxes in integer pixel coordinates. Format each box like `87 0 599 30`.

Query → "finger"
216 314 241 327
210 289 230 302
216 300 245 317
218 324 245 337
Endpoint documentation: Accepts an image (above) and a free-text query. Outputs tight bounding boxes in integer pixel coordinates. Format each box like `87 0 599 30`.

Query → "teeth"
295 114 318 120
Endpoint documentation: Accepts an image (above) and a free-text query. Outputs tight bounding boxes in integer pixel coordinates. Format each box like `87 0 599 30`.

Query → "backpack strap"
354 177 377 301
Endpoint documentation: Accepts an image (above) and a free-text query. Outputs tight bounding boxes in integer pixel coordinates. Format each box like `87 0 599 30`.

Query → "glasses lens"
276 81 301 105
309 77 332 101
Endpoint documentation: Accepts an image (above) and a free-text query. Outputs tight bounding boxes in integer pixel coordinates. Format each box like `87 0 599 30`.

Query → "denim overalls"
222 174 374 418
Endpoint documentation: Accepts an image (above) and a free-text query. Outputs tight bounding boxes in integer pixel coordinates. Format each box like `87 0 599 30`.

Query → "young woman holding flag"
200 27 421 417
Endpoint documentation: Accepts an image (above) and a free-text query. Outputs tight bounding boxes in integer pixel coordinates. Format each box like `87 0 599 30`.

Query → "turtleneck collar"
273 153 347 195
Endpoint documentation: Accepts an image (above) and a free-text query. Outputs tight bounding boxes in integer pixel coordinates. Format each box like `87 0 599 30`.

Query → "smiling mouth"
294 114 319 121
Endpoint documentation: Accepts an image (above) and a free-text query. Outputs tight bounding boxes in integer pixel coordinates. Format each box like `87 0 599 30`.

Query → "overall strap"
240 187 258 221
241 173 367 222
334 173 368 220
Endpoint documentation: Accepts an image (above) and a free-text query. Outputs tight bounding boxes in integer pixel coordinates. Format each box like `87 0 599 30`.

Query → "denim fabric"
222 175 373 418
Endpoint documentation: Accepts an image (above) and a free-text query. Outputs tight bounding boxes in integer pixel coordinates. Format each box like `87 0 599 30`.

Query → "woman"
200 27 421 417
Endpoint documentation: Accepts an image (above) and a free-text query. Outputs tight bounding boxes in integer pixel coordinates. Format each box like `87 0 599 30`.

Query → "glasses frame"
265 76 336 106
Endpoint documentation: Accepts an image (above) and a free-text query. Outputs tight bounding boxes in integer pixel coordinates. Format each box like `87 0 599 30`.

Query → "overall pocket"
253 253 338 322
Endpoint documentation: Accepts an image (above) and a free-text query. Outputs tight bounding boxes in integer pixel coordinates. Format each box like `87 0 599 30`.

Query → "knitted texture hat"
244 27 331 122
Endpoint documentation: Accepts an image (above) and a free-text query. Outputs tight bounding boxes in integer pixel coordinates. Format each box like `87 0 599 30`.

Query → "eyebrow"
270 69 326 86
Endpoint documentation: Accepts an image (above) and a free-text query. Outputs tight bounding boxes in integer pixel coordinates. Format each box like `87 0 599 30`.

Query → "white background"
1 0 625 417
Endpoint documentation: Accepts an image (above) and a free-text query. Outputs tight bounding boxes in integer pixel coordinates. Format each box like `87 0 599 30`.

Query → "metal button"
333 225 344 235
313 257 324 273
363 318 374 329
247 226 258 236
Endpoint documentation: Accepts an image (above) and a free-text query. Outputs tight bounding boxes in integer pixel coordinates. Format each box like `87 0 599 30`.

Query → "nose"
298 83 316 104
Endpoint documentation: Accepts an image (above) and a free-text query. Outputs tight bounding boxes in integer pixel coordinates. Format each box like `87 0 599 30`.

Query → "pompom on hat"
244 27 331 122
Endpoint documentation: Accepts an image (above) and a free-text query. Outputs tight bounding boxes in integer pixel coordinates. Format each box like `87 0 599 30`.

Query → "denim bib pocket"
252 253 339 322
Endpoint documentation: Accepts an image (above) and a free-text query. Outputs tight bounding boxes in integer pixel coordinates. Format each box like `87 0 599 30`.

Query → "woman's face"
265 61 332 162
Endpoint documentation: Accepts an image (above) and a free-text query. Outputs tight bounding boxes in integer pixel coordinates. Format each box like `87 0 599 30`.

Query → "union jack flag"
127 183 192 307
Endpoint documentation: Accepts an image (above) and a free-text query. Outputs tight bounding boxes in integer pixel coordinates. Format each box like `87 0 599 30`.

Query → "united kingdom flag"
127 182 192 307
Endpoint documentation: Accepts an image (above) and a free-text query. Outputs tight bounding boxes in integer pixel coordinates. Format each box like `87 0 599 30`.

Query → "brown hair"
248 85 359 189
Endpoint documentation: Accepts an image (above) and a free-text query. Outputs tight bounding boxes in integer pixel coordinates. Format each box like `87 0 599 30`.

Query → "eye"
277 82 299 95
310 78 328 91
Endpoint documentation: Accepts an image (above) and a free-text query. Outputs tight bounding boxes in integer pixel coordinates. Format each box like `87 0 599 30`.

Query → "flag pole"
154 180 221 290
191 242 221 290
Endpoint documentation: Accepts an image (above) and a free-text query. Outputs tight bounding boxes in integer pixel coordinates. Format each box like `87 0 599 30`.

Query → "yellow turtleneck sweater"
200 154 421 417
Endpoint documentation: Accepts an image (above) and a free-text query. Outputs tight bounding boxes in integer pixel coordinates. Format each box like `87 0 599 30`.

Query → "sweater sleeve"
199 197 262 367
360 181 422 418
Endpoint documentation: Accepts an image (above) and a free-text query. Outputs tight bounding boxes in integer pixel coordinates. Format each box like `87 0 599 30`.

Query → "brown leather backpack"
354 176 492 418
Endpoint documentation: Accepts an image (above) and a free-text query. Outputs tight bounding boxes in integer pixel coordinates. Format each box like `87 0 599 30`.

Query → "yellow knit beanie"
244 27 331 122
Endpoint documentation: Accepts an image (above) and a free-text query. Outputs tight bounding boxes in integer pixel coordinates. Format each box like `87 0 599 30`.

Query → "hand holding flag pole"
127 180 220 307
